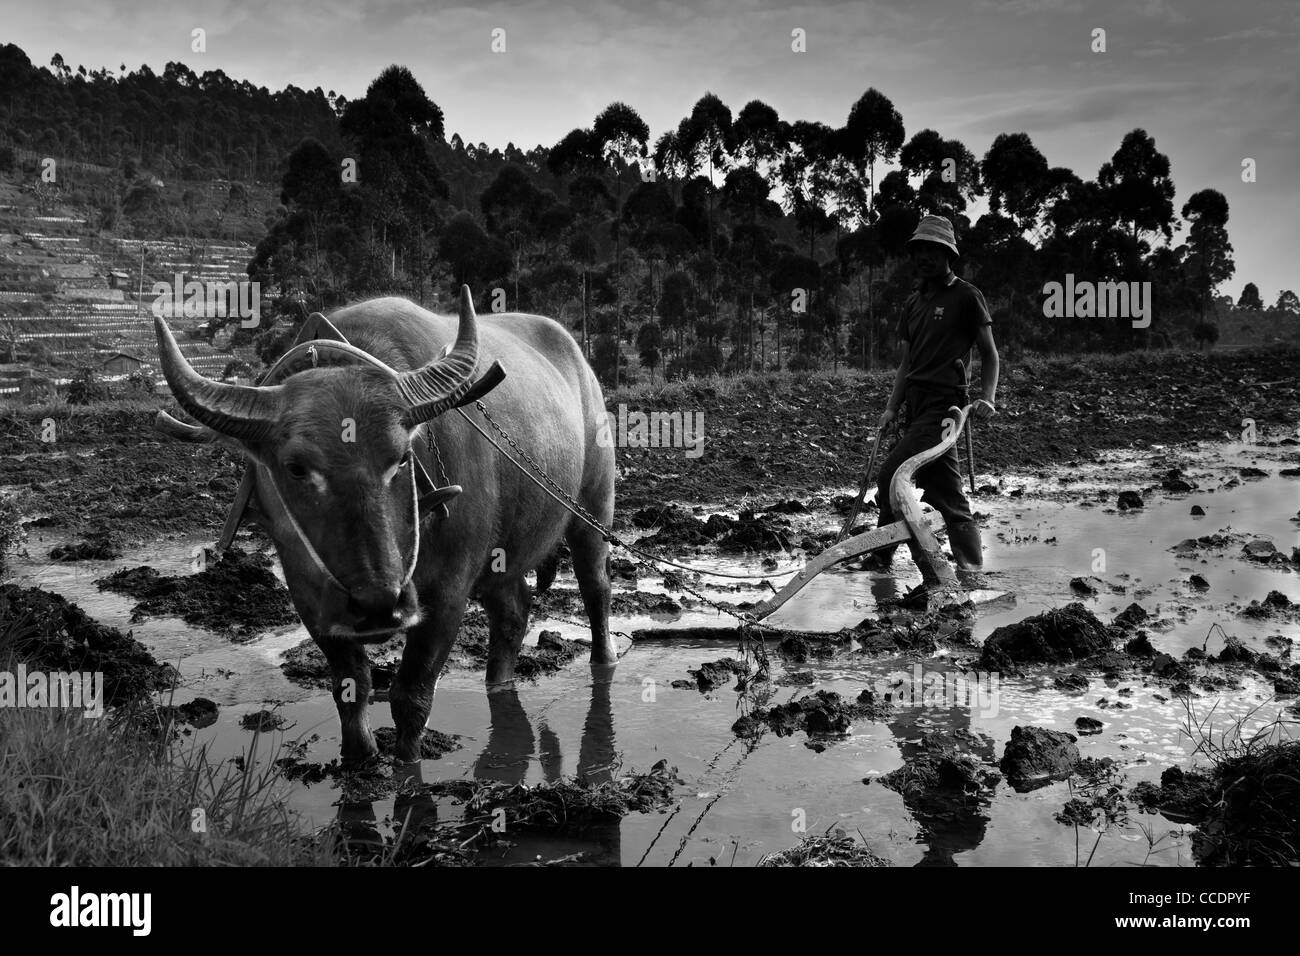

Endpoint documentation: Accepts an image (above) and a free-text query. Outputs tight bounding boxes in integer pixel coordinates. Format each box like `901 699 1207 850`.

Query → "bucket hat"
907 215 959 260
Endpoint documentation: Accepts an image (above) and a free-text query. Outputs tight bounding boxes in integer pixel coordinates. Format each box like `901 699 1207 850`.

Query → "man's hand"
970 398 997 421
878 408 897 431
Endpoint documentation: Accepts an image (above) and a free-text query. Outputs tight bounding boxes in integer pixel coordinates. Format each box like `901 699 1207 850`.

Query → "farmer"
861 214 999 574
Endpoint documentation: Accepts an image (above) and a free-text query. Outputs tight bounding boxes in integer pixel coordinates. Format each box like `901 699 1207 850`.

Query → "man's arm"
974 324 999 415
880 340 910 429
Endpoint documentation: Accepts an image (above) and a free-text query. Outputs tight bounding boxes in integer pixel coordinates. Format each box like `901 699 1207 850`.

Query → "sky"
6 0 1298 300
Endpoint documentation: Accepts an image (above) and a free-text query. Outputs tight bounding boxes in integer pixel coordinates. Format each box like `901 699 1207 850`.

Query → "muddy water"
8 440 1299 866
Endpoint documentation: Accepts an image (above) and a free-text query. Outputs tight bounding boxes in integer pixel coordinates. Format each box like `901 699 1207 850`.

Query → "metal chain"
423 424 450 487
473 400 609 531
467 400 780 636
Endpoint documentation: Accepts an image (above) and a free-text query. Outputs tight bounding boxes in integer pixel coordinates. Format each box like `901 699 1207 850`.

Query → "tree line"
2 45 1295 383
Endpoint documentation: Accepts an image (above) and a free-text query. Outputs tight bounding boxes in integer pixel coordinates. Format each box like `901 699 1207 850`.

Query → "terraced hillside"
0 182 263 391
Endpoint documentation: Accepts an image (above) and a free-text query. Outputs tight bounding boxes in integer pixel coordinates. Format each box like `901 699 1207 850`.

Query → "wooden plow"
749 403 976 620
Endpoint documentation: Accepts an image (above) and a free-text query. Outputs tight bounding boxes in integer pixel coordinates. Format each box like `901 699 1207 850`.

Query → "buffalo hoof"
392 741 421 763
340 729 379 765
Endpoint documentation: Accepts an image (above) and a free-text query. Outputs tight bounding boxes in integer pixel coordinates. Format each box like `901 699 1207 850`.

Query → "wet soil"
999 726 1082 792
96 547 296 641
872 730 1001 828
732 688 894 742
6 346 1297 545
0 583 174 706
758 829 889 867
612 346 1300 512
1129 743 1300 866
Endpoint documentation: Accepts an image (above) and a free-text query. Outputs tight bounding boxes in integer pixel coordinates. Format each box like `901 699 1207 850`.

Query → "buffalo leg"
389 597 467 762
484 573 532 685
316 635 377 762
567 519 616 664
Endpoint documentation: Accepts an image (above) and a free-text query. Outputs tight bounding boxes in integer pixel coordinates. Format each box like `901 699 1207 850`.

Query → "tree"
1181 189 1235 324
480 163 554 306
677 94 734 324
636 322 664 381
841 89 905 224
1098 129 1176 244
339 65 448 297
900 129 982 214
982 132 1052 233
1237 282 1263 311
592 102 650 387
438 211 510 288
1276 290 1300 314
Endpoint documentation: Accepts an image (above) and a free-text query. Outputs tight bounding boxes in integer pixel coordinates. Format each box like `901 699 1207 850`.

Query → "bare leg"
389 596 466 762
316 635 377 762
484 573 532 685
567 518 616 664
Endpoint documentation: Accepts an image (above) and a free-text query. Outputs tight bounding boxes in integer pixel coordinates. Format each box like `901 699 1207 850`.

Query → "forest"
2 42 1296 384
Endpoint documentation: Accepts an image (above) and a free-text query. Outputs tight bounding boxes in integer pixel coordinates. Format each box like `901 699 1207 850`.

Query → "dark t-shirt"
897 274 992 388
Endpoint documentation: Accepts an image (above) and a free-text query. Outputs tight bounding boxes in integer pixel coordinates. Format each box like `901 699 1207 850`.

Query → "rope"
453 401 800 585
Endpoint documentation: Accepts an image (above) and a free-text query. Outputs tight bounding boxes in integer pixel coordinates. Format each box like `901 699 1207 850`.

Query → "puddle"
5 440 1298 866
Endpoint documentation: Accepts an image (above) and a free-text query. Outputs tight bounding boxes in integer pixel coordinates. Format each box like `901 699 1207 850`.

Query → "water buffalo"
154 287 616 761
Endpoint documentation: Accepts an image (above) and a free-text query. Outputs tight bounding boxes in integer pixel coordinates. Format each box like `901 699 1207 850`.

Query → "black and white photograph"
0 0 1295 922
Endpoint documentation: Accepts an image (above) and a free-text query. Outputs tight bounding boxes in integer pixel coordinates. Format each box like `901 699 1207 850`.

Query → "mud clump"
775 629 854 662
1111 603 1149 630
1130 745 1300 866
714 510 792 553
280 632 407 688
1069 576 1099 596
431 759 682 834
96 547 296 641
240 709 289 732
630 504 792 553
1054 673 1090 693
513 631 583 680
732 689 890 740
1148 652 1189 680
372 727 461 760
1116 490 1144 510
156 697 219 729
0 584 174 706
676 657 750 692
874 730 1001 828
759 829 888 867
1213 637 1257 665
1124 631 1157 657
631 505 716 549
1241 591 1298 622
979 603 1113 671
857 603 975 655
49 529 124 562
999 726 1081 792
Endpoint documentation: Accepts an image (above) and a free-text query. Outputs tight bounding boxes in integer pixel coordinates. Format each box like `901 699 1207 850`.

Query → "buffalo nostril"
347 584 402 619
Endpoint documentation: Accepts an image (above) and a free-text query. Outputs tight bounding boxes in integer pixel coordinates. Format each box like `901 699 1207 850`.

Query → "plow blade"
750 515 945 621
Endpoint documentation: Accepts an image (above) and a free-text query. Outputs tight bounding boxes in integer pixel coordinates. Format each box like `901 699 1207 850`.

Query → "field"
3 347 1298 866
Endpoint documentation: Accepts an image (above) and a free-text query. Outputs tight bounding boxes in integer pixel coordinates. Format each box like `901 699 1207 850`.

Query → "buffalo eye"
285 460 310 481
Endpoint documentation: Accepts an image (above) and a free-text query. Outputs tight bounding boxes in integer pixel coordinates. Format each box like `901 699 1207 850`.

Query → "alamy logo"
873 663 999 717
1042 274 1152 329
596 404 705 458
50 886 151 936
151 273 261 328
0 665 104 718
